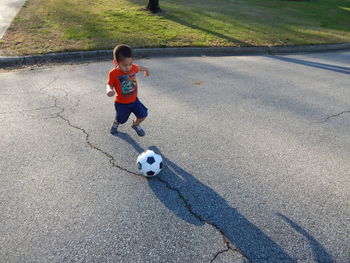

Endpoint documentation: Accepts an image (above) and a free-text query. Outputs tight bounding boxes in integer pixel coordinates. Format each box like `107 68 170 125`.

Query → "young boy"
106 44 150 136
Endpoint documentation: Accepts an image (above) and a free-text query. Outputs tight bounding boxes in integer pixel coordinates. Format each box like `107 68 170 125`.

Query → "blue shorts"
114 98 148 124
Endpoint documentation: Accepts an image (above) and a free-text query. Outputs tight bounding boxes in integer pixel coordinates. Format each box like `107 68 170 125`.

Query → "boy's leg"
110 120 119 134
131 118 146 136
133 117 146 126
131 99 148 137
111 102 132 134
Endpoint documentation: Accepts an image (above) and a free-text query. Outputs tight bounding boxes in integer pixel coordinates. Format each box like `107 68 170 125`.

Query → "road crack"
155 176 251 263
26 83 139 177
324 110 350 122
47 88 252 262
53 98 251 261
56 108 140 177
210 234 252 262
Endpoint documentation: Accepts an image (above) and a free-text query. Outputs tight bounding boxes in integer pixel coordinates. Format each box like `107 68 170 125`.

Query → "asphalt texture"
1 51 350 262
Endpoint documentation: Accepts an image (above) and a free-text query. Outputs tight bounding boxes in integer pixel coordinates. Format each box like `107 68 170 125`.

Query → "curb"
1 43 350 68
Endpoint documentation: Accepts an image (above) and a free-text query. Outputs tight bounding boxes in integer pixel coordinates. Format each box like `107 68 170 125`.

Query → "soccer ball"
137 150 163 177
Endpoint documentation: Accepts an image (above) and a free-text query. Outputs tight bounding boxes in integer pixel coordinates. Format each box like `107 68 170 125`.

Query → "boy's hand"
106 85 115 97
144 68 150 77
138 66 150 77
107 90 115 97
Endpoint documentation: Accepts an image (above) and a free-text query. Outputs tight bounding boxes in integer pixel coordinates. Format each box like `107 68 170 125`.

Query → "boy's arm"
106 84 115 97
138 65 150 77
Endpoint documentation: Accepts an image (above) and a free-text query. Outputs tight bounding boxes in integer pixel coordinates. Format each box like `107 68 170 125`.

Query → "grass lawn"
1 0 350 55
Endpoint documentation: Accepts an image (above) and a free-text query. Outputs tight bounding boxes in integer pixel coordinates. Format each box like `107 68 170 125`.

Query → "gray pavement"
0 0 26 39
1 51 350 262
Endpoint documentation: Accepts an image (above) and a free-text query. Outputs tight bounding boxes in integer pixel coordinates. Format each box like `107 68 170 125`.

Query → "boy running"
106 44 150 136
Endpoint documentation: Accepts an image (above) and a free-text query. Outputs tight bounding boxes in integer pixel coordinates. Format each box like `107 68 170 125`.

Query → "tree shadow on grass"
162 13 252 47
128 0 350 47
127 0 253 47
116 132 296 262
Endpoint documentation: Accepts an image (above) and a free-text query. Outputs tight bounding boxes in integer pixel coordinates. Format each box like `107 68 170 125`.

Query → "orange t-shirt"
107 64 139 104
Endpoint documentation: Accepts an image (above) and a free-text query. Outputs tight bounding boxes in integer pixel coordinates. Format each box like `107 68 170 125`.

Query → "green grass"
1 0 350 55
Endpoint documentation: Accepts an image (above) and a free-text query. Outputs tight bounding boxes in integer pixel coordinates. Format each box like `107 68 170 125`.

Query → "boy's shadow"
116 132 333 262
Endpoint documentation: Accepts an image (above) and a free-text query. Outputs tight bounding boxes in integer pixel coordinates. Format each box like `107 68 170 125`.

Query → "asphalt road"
1 51 349 263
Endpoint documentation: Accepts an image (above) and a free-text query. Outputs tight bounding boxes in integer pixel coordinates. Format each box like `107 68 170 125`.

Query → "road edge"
1 43 350 68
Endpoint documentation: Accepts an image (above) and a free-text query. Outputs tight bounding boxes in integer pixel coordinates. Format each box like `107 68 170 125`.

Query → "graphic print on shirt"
118 74 137 97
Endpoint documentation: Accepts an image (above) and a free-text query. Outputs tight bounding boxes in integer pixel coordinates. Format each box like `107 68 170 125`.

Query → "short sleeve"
107 70 115 86
132 64 139 74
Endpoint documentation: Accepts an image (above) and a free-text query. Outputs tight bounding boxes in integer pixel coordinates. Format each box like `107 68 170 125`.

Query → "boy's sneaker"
110 122 119 135
131 124 145 137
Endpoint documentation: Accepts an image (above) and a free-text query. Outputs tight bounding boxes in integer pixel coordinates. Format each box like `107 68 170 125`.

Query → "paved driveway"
1 51 349 262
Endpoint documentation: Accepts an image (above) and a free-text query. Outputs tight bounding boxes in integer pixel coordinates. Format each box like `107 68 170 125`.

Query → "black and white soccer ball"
137 150 163 177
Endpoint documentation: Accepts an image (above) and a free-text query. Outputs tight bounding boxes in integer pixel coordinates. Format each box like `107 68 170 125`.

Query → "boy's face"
115 57 133 73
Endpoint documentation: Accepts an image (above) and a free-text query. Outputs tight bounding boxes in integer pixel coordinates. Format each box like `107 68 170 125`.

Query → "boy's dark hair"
114 44 132 62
